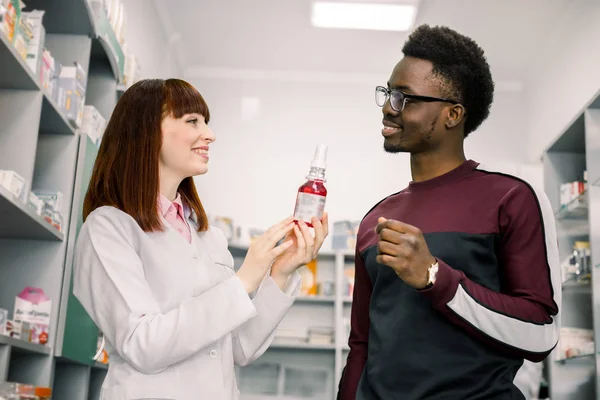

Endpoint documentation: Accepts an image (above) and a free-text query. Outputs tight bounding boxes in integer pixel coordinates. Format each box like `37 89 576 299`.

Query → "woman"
73 78 329 400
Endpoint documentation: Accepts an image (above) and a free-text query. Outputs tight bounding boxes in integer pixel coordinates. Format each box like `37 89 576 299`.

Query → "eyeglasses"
375 86 459 112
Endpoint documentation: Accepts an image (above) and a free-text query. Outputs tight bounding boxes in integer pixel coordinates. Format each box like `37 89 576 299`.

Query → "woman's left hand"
270 213 329 289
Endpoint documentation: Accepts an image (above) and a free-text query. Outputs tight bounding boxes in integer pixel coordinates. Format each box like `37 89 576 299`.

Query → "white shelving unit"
542 90 600 399
228 243 354 400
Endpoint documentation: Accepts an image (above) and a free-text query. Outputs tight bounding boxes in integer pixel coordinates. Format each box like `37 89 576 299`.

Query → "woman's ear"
446 104 466 129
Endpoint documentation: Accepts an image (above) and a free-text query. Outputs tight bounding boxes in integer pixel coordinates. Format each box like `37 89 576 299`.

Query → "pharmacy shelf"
0 0 141 396
231 242 355 399
24 0 96 36
556 353 595 364
88 2 125 83
91 36 123 83
0 30 39 90
92 362 108 370
296 295 335 303
40 95 78 136
270 341 336 351
0 335 52 356
0 24 77 135
0 185 64 241
542 95 600 399
562 282 592 294
555 193 588 221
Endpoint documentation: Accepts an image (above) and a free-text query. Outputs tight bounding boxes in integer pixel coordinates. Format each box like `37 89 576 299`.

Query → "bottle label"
294 192 326 222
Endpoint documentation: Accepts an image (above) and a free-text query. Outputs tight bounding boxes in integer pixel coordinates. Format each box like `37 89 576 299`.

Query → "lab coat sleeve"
73 210 258 374
232 271 301 366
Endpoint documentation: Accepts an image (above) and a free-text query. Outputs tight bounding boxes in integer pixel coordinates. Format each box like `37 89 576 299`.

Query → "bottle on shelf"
293 144 328 227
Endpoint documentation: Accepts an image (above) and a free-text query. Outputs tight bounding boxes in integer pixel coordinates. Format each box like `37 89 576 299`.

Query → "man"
338 24 560 400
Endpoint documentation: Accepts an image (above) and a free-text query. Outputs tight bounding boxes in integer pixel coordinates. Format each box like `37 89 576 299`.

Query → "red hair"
83 78 209 232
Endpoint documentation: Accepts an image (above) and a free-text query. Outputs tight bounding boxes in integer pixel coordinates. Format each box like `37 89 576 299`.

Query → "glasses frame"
375 86 459 112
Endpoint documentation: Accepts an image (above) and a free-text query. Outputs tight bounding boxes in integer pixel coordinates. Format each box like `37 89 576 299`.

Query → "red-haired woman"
73 78 328 399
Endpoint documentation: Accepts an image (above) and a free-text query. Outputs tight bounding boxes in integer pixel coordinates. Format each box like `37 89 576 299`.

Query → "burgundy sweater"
339 160 560 400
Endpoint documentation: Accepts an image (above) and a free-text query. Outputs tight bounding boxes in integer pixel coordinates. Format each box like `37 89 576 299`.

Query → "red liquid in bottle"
293 144 328 227
294 179 327 227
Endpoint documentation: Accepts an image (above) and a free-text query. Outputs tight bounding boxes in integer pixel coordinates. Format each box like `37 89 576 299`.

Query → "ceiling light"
311 1 418 32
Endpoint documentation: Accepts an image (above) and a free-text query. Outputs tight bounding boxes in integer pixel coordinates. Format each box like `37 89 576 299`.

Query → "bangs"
163 79 210 122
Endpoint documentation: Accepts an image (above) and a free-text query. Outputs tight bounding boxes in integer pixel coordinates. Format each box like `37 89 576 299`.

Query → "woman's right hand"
236 216 295 293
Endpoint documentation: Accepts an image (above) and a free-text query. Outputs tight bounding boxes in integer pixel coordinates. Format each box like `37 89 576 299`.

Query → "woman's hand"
236 217 296 294
270 213 329 290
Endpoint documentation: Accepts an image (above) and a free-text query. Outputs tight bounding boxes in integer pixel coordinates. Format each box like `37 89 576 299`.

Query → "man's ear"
446 104 466 129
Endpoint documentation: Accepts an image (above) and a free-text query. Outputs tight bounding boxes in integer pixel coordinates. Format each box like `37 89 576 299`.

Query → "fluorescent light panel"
311 1 418 32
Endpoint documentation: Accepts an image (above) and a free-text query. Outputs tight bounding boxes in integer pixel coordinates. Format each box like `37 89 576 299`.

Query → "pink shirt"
158 193 191 243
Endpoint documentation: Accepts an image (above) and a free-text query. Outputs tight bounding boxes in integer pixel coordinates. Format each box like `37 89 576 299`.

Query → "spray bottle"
293 144 328 227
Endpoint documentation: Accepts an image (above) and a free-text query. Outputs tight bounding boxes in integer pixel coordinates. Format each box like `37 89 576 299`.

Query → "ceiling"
153 0 572 86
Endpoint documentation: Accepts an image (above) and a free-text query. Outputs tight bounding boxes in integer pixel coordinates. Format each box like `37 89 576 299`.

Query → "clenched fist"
375 217 437 289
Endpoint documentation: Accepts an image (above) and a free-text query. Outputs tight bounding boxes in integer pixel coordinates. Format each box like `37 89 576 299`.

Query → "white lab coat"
73 206 301 400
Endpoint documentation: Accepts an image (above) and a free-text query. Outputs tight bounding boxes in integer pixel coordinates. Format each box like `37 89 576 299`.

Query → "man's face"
381 57 448 154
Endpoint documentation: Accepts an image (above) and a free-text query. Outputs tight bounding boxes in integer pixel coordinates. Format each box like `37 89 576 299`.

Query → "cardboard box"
14 287 51 344
22 10 45 74
81 105 106 145
58 62 87 128
0 169 26 201
0 308 7 335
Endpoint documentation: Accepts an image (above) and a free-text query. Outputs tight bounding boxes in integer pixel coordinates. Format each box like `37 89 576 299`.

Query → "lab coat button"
210 349 218 358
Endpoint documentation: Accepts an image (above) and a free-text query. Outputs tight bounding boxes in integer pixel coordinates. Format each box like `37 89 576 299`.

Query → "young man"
338 25 560 400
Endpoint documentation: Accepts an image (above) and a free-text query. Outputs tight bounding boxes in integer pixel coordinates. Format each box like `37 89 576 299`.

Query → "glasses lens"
375 87 388 107
390 91 404 111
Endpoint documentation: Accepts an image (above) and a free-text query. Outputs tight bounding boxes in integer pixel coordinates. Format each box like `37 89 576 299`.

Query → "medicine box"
0 169 26 201
58 62 87 128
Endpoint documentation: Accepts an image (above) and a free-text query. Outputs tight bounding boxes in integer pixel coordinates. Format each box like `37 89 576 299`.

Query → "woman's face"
159 113 215 181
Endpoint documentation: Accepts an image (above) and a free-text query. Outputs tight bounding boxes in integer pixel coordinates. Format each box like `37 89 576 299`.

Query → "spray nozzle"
310 144 328 169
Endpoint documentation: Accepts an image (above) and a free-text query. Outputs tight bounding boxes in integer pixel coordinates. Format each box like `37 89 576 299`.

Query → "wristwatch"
426 261 439 287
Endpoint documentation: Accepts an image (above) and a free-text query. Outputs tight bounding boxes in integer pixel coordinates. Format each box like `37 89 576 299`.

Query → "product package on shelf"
14 287 50 345
81 105 106 146
556 327 594 361
0 3 9 38
0 308 7 334
39 48 63 104
12 0 31 61
0 169 26 201
0 382 52 400
307 326 334 344
33 189 63 231
210 215 236 241
122 42 141 88
27 191 43 215
560 177 587 210
95 332 109 364
273 327 307 344
561 241 591 285
57 62 87 128
332 220 360 251
1 0 21 42
299 259 318 296
21 9 44 74
343 266 355 298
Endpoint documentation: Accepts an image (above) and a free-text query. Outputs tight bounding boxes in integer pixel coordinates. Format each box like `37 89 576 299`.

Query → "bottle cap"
310 144 328 169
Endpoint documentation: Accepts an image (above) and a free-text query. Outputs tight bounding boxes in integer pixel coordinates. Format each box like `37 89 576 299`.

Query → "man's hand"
375 217 436 289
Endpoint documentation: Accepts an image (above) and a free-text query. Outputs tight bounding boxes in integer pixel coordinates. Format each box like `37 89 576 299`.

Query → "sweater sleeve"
338 249 372 399
420 182 561 362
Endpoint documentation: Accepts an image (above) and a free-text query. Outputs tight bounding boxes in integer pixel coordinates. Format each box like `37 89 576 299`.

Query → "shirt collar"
158 192 187 219
158 192 198 226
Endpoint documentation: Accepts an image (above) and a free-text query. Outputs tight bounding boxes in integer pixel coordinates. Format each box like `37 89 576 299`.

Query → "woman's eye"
187 118 198 125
